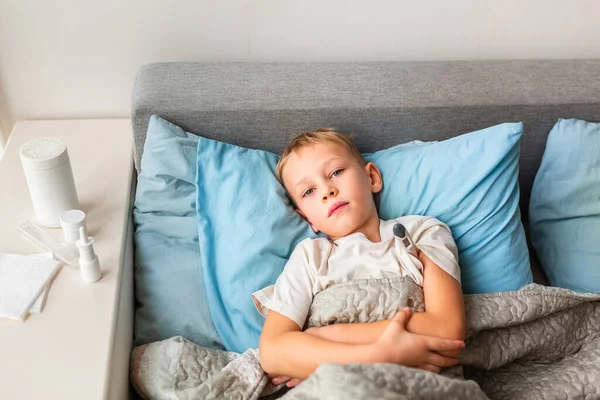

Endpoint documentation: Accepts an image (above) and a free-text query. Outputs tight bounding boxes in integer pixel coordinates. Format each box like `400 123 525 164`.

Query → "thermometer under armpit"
393 223 419 256
392 223 423 277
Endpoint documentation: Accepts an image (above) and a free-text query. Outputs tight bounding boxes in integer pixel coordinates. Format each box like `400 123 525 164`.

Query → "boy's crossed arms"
261 250 465 387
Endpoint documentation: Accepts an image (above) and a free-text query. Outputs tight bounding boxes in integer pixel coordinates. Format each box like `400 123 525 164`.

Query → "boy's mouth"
328 201 349 217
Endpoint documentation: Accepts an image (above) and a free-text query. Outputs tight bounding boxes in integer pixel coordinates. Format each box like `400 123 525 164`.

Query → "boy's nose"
322 187 338 201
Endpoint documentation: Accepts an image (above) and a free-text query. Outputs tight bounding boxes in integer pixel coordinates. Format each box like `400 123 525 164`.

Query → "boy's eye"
331 169 343 177
302 188 315 198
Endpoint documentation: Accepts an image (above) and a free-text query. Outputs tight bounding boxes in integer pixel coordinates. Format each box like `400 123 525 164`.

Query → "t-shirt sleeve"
414 217 461 284
252 241 315 329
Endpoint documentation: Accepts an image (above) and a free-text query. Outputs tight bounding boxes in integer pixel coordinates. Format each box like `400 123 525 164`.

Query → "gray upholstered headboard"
131 60 600 220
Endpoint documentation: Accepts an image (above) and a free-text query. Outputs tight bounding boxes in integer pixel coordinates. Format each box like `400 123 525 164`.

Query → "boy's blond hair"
276 128 366 185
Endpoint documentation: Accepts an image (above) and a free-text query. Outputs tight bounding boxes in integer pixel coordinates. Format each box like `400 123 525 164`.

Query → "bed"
125 60 600 399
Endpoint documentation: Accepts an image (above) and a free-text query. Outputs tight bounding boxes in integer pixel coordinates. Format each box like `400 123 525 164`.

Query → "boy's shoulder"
381 214 441 229
290 237 334 268
380 215 450 240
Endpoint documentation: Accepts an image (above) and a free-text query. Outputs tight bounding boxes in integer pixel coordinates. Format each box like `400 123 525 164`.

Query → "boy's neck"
360 215 382 242
334 214 382 243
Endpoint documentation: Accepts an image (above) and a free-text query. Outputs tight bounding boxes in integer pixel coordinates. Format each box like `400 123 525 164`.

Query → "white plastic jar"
19 137 80 227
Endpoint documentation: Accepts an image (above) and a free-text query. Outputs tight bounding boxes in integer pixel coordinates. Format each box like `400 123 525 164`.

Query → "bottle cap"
19 138 69 171
75 226 94 249
60 210 87 245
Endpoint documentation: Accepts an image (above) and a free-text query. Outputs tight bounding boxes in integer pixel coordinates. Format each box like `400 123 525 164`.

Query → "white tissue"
0 252 61 321
27 253 55 314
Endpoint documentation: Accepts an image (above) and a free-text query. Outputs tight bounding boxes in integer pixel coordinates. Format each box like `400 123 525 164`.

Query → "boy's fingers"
426 337 465 351
426 353 459 368
391 308 411 327
287 378 302 387
271 376 291 385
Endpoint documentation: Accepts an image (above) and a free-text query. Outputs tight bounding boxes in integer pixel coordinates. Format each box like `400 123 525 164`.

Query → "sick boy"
252 129 466 387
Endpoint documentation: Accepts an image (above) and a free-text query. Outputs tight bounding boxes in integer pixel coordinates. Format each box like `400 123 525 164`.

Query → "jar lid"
19 137 70 171
60 209 86 229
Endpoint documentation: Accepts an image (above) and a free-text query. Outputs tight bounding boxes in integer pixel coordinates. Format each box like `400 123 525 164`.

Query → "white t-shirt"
252 215 460 329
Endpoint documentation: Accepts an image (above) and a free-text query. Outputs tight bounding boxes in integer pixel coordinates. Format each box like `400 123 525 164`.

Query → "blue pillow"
367 122 532 294
196 119 532 352
133 115 222 349
529 118 600 293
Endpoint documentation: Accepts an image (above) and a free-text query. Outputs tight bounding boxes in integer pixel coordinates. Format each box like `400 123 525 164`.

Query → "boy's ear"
296 209 320 234
365 162 383 194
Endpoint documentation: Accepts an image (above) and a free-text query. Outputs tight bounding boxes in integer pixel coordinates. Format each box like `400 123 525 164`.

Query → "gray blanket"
130 279 600 399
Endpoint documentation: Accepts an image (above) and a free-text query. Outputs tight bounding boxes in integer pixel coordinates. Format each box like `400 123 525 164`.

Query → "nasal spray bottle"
75 226 102 282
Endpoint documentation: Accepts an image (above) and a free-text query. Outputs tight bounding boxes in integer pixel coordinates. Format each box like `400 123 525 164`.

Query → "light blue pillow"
133 115 222 349
196 119 532 352
367 122 532 294
529 118 600 293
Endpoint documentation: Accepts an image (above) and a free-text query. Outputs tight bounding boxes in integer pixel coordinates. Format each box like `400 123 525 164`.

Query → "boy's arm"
409 250 466 340
259 310 381 379
307 251 466 355
260 308 464 379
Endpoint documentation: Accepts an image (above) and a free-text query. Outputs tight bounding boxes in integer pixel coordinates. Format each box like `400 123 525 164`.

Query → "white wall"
1 0 599 140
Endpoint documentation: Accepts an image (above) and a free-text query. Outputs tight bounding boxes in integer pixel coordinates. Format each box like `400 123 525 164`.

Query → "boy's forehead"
283 143 353 184
291 142 350 164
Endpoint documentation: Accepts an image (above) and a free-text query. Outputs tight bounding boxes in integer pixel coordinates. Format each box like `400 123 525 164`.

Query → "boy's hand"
269 374 303 388
373 307 465 373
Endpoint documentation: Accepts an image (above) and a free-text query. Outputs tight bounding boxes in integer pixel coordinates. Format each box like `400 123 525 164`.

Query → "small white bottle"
20 137 80 228
60 209 87 245
75 226 102 283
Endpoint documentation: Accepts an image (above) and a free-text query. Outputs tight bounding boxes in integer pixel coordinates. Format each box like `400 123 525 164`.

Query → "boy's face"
282 142 383 240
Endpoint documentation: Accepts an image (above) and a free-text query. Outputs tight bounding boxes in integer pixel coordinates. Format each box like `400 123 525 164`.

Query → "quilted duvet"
131 278 600 399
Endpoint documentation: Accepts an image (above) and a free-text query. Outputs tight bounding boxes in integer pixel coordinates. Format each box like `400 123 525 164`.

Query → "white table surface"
0 119 133 399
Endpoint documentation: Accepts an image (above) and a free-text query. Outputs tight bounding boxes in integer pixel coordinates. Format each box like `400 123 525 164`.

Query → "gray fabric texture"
305 277 425 329
130 280 600 400
131 61 600 220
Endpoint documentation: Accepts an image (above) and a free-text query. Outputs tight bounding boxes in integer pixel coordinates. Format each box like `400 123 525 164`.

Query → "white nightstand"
0 119 134 400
